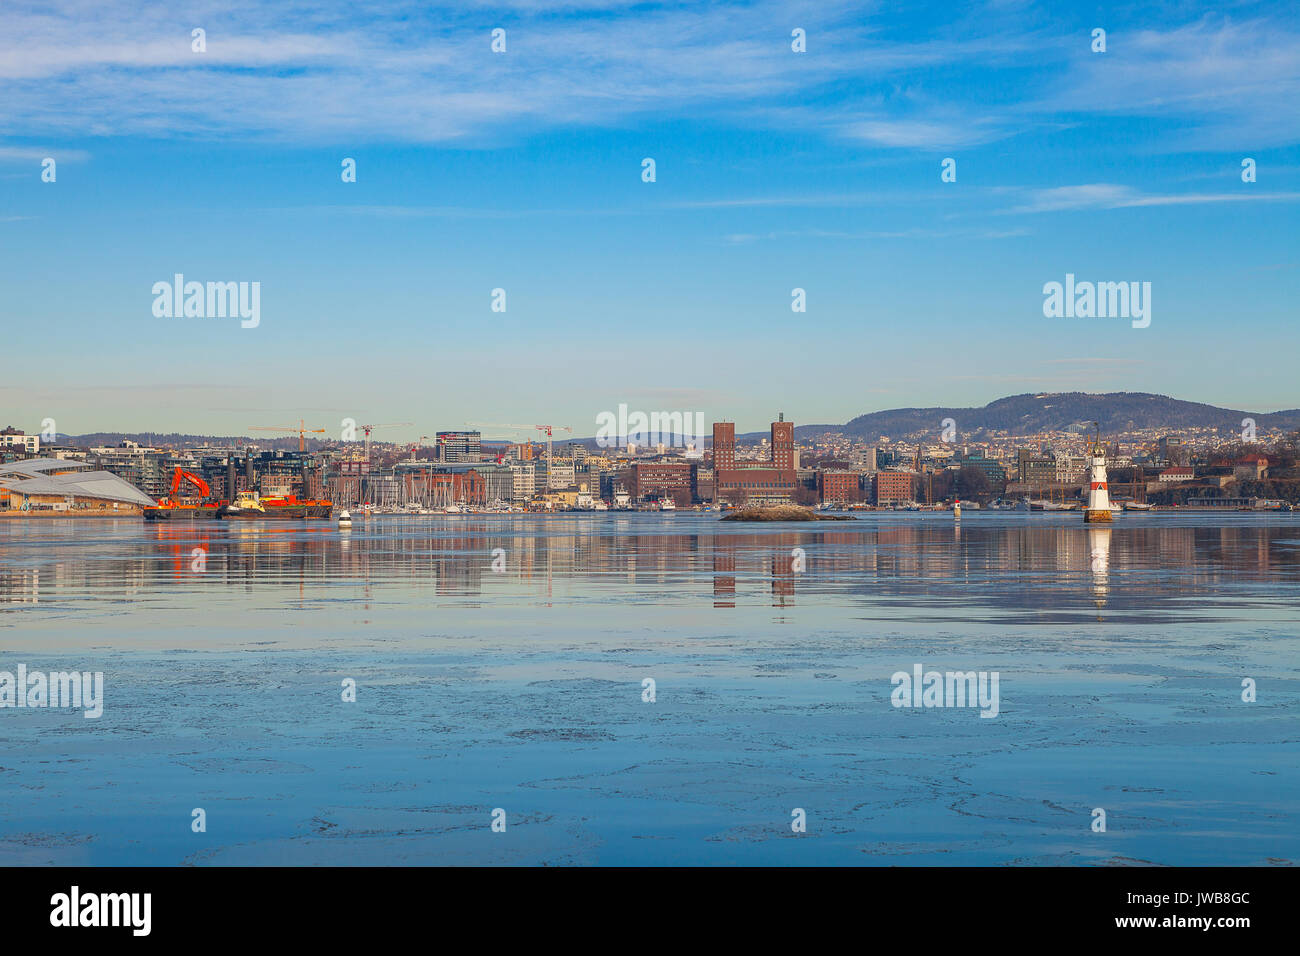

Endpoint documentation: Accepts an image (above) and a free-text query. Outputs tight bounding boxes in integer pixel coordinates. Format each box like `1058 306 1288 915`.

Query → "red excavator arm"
169 468 212 499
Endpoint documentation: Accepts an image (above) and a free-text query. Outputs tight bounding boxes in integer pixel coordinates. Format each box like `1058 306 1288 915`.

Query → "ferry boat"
216 490 332 520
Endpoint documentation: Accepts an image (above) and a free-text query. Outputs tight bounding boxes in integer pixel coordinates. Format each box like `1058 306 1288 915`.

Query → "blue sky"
2 0 1298 440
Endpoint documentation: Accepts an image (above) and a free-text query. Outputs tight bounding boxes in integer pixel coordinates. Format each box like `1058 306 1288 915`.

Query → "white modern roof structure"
0 458 156 506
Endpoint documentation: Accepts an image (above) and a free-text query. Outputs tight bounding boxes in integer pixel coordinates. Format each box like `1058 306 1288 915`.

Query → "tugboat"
216 490 332 520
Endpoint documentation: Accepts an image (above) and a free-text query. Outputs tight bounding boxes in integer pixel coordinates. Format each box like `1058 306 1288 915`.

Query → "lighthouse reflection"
1088 525 1112 615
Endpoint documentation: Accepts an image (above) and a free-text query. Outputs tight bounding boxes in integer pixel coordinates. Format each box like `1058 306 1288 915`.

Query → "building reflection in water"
2 518 1298 620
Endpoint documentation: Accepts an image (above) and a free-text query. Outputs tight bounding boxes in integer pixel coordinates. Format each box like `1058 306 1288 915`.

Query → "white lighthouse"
1083 429 1112 523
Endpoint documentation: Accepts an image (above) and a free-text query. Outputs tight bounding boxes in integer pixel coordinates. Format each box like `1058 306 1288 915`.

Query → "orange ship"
216 490 332 520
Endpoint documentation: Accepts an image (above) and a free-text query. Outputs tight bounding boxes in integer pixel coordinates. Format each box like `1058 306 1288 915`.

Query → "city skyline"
6 386 1300 449
3 1 1298 434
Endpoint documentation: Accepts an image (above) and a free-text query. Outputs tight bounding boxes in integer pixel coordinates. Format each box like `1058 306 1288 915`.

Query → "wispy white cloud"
723 225 1031 242
0 2 1296 152
1008 183 1300 214
0 146 90 162
1034 16 1300 150
0 1 871 142
841 117 1006 149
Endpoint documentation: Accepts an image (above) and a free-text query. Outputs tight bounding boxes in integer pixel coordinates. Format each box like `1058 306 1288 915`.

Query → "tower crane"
466 423 538 460
467 422 572 484
535 424 572 486
249 420 326 452
358 422 413 465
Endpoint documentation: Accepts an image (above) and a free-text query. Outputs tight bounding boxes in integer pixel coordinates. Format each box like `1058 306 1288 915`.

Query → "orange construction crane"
250 420 326 452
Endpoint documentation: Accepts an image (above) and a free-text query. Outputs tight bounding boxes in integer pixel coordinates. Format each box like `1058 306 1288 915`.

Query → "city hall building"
712 415 799 505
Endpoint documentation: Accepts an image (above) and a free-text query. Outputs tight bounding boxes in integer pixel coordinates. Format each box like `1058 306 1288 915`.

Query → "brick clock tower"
771 413 793 470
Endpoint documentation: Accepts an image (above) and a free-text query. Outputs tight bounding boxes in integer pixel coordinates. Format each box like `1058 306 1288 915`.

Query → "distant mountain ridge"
40 393 1300 450
796 392 1300 442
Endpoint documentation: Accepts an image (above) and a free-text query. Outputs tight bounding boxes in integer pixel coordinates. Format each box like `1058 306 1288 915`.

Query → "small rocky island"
721 505 854 522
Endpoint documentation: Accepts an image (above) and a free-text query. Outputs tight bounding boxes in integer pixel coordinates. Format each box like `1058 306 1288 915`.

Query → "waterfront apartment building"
1017 450 1057 484
91 441 173 498
712 415 799 505
0 427 40 454
540 456 576 490
473 462 515 504
954 452 1008 489
508 461 536 503
436 431 481 463
816 470 862 505
850 447 880 473
626 461 694 505
873 471 915 506
1054 455 1088 483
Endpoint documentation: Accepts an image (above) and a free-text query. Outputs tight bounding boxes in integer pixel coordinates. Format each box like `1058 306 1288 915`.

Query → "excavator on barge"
142 468 224 520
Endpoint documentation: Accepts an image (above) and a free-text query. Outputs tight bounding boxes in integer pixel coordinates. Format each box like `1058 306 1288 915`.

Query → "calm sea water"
1 513 1297 866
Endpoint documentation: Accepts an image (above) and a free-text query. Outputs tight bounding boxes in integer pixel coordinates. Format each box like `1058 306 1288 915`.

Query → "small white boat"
593 500 609 511
1124 501 1154 511
659 498 676 511
337 509 352 529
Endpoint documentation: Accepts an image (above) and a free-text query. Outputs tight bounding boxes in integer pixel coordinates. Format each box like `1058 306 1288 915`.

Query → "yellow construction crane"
249 420 326 452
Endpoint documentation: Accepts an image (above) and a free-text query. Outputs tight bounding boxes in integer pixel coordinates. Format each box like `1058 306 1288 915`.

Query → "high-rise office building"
436 431 481 463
